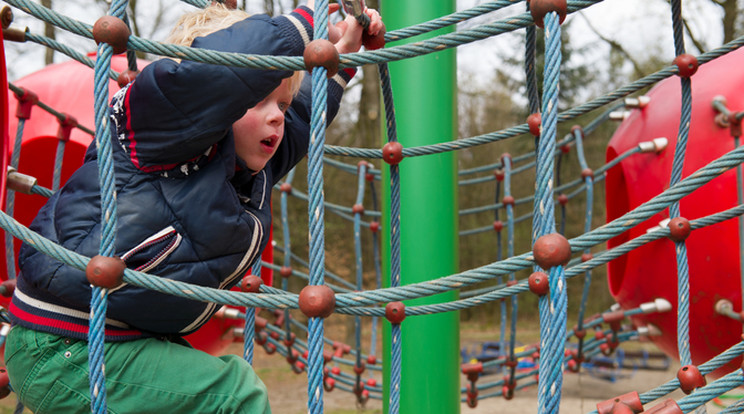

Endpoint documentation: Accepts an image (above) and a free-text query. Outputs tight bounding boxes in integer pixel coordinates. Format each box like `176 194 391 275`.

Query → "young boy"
4 1 383 412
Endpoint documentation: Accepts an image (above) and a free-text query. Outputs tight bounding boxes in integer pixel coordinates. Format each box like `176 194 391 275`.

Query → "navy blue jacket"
10 7 353 341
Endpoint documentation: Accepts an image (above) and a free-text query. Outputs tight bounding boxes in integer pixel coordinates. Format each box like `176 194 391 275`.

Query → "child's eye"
278 102 290 112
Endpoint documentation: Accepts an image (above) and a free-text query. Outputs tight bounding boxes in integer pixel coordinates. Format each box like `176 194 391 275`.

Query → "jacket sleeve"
269 68 356 184
117 8 315 172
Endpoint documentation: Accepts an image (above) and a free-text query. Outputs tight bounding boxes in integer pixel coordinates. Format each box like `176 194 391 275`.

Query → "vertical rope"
52 139 65 192
4 118 24 280
534 12 567 414
353 163 367 399
503 157 519 386
572 127 593 358
243 258 262 364
379 61 402 414
669 0 694 369
280 169 296 352
306 2 330 412
369 177 381 359
89 3 128 413
524 1 540 115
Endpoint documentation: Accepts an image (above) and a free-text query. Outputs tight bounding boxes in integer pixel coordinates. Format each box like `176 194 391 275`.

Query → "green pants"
4 325 271 414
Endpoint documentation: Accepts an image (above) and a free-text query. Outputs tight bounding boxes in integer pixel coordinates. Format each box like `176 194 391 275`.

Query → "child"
4 1 383 412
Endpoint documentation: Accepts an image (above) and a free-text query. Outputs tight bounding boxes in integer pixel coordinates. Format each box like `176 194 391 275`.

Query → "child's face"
233 79 293 171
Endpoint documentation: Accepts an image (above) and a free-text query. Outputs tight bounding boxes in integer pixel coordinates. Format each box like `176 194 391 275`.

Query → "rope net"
1 0 744 413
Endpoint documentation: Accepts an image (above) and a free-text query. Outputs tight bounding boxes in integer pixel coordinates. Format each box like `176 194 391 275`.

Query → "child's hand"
329 8 383 54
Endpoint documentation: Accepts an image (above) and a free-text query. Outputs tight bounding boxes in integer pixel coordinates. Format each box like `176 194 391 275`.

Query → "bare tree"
41 0 54 65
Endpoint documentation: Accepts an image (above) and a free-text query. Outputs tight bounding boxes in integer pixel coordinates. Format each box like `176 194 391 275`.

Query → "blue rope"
379 61 403 414
572 127 593 359
52 138 65 192
535 12 567 414
307 1 330 412
243 258 262 364
4 117 24 280
669 0 694 368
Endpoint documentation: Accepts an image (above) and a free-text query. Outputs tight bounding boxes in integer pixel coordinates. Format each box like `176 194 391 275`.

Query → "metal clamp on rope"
638 137 668 153
7 166 37 194
341 0 370 28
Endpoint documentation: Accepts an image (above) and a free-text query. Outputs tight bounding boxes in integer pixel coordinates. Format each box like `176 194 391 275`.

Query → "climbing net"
2 0 744 413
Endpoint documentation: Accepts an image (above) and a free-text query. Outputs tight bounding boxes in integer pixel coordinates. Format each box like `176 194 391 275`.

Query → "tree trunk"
41 0 54 65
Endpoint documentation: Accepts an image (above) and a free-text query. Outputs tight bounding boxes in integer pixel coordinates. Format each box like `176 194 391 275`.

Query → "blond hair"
166 3 304 95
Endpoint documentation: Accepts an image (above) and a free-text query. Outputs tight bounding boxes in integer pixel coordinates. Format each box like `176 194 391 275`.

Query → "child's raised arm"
115 7 314 172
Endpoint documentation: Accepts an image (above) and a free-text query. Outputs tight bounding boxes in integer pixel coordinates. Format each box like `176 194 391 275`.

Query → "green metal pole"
381 1 459 413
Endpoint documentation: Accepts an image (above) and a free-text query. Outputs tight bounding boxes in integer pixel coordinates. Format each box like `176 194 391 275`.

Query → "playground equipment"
1 0 744 413
607 45 744 377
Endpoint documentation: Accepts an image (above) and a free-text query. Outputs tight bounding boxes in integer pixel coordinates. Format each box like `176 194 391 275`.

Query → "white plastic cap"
639 137 668 153
609 111 630 121
654 298 672 313
624 96 651 109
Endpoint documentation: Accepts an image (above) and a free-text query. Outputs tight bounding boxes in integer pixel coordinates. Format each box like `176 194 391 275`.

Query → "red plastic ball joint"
353 361 366 375
385 301 406 324
222 0 238 9
529 0 567 28
0 368 9 399
560 144 571 154
557 193 569 206
92 16 131 55
280 266 293 278
298 285 336 318
643 399 682 414
502 384 514 400
494 169 505 181
14 88 39 120
502 195 515 207
500 153 512 165
532 233 572 270
1 6 12 30
324 377 336 392
86 255 126 289
677 365 706 394
279 183 292 193
674 54 698 78
527 112 542 136
363 24 387 51
367 354 377 365
667 217 691 242
57 114 78 143
581 168 594 179
466 383 478 408
462 362 483 382
241 275 262 293
493 220 504 232
117 69 139 88
528 271 550 296
352 203 365 215
0 278 16 297
303 39 339 78
382 141 404 165
369 221 380 233
596 391 643 414
581 252 593 262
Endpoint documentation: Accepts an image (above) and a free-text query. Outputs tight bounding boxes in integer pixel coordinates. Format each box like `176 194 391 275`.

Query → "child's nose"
268 106 284 125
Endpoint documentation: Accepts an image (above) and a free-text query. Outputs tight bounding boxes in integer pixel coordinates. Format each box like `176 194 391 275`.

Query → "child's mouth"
260 137 276 153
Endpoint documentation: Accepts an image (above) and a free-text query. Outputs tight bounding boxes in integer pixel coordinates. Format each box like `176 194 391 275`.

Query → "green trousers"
5 325 271 414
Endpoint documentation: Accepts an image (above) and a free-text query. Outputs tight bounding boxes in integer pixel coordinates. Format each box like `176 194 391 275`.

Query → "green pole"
380 1 459 413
